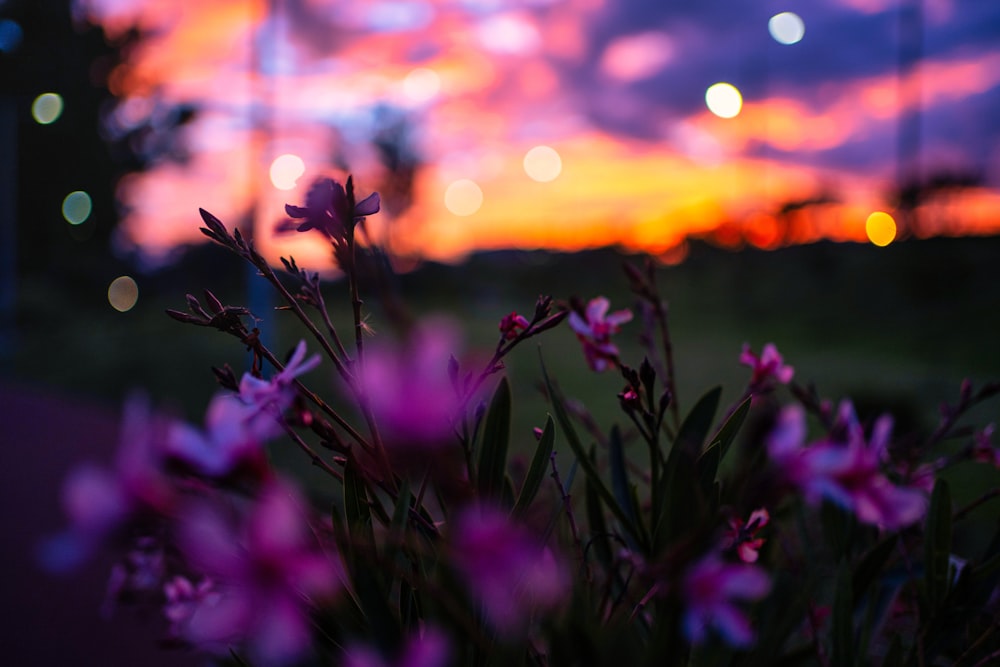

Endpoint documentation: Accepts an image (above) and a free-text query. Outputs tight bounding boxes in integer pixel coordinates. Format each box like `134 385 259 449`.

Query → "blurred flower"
452 506 569 636
41 395 174 572
972 424 1000 467
767 404 927 530
358 319 463 450
568 297 633 372
499 311 531 340
164 389 287 478
343 626 451 667
740 343 794 389
278 177 380 239
164 575 220 640
174 481 340 665
238 339 320 415
723 508 770 564
682 552 771 647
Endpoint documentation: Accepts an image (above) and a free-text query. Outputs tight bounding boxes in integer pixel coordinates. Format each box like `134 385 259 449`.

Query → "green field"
9 235 1000 467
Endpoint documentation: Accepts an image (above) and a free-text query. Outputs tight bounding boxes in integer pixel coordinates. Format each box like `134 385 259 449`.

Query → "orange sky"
74 0 1000 268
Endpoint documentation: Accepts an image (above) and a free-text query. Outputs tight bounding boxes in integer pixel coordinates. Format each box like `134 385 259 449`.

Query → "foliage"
45 177 1000 667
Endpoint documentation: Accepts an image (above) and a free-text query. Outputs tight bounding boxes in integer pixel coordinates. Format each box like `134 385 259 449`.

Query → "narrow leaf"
924 478 952 612
852 534 899 602
477 377 512 502
343 456 374 551
831 561 854 667
540 352 642 546
674 386 722 456
696 395 751 498
609 425 639 528
513 415 556 517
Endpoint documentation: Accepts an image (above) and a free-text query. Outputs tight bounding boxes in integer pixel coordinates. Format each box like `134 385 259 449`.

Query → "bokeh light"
865 211 896 246
403 67 441 103
523 145 562 182
705 83 743 118
444 179 483 216
0 19 23 53
269 154 306 191
108 276 139 312
31 93 64 124
61 191 92 225
768 12 805 45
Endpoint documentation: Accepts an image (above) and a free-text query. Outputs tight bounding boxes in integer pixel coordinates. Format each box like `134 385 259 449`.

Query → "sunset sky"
67 0 1000 267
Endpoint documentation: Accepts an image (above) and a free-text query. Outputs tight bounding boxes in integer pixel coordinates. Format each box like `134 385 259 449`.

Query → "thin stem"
278 418 343 480
953 487 1000 522
550 452 585 565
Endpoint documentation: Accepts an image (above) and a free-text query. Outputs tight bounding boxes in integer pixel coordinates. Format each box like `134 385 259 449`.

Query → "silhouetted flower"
569 297 632 372
682 552 771 647
278 177 380 239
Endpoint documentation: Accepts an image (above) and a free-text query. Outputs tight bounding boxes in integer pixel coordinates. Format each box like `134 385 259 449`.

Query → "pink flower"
972 424 1000 467
238 339 320 415
42 395 174 571
682 553 771 647
358 319 462 450
740 343 794 389
767 404 927 530
343 627 451 667
723 508 770 564
452 506 569 636
498 311 531 340
568 297 633 372
174 481 340 665
278 177 380 239
165 390 287 478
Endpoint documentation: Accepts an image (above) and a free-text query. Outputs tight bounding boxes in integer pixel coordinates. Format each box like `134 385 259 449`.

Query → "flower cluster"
45 178 1000 667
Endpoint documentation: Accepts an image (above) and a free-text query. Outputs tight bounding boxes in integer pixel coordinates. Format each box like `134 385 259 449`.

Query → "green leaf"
477 376 512 502
609 425 639 529
831 561 854 667
513 415 555 517
924 478 953 612
343 456 374 551
673 386 722 457
696 395 751 501
540 351 642 547
881 636 903 667
584 472 612 569
852 534 899 602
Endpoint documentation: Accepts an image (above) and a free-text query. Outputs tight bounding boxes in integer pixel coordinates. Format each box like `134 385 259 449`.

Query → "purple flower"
358 319 463 450
568 297 633 372
767 403 927 529
343 626 451 667
279 177 380 239
42 395 174 571
174 481 340 665
498 311 531 340
682 553 771 647
723 508 770 564
740 343 794 389
165 388 289 478
452 506 569 636
238 339 320 415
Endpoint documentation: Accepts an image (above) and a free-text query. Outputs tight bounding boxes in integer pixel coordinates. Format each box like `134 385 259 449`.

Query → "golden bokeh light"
444 179 484 216
269 154 306 191
108 276 139 312
865 211 896 246
32 92 64 124
705 83 743 118
523 145 562 182
768 12 805 45
62 191 92 225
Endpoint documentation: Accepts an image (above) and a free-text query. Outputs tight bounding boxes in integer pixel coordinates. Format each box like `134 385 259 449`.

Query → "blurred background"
1 0 999 663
